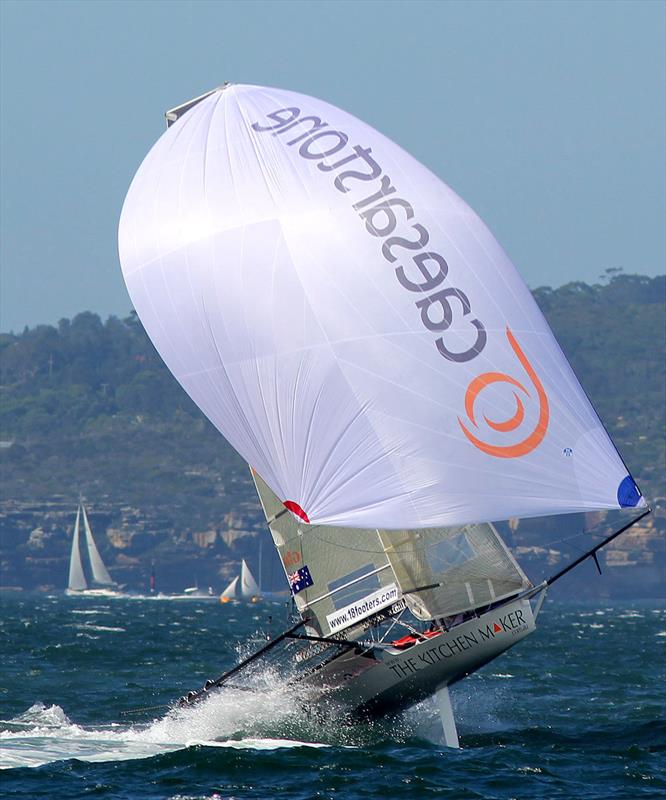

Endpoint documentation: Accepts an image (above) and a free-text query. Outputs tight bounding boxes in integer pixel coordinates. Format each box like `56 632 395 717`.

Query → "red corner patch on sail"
284 500 310 524
493 622 502 633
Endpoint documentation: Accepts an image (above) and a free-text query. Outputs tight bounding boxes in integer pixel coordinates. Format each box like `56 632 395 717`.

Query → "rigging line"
545 508 651 587
532 514 636 552
377 612 404 644
120 681 265 716
391 617 424 636
535 528 606 550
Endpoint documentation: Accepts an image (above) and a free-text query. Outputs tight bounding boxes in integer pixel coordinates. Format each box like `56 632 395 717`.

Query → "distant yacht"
179 582 217 600
144 578 218 601
220 559 261 603
66 504 122 597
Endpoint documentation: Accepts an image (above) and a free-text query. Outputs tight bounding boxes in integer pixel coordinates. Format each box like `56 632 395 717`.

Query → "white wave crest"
0 675 333 770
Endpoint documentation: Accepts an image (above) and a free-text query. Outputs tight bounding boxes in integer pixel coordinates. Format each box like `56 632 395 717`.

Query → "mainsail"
81 504 114 586
378 524 529 620
68 506 87 592
240 560 260 598
220 565 260 600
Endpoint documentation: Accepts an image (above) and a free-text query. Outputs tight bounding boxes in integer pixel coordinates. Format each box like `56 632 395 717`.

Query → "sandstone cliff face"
504 508 665 599
1 497 663 597
0 497 276 594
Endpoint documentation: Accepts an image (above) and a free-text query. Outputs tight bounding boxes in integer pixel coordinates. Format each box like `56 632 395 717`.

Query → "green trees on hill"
532 273 665 500
1 273 665 511
2 311 190 426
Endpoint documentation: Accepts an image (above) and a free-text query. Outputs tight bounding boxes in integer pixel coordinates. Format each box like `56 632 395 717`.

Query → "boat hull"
64 588 124 598
297 597 535 719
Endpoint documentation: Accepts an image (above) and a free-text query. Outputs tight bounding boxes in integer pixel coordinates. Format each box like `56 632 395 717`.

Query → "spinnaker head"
118 84 643 529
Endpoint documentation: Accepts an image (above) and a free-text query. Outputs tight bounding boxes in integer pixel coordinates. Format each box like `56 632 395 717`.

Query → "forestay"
119 83 644 530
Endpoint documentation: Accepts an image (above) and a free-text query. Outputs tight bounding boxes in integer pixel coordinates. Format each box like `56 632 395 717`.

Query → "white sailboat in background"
66 504 121 597
119 83 650 745
219 575 239 603
220 560 261 603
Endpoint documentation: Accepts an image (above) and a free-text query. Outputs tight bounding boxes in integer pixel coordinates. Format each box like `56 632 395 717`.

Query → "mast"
68 506 87 591
81 504 115 586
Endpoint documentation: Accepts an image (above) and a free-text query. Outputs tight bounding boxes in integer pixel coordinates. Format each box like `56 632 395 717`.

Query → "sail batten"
306 563 393 608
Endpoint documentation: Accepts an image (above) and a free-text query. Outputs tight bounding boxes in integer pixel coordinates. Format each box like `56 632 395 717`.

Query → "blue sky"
1 0 664 332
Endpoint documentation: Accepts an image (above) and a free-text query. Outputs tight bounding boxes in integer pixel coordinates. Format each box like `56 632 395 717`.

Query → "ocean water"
1 595 664 799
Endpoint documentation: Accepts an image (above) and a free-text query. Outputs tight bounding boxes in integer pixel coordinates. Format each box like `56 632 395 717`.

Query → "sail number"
283 550 301 567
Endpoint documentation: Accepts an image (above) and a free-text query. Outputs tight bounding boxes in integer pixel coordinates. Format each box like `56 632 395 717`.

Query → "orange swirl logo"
458 327 549 458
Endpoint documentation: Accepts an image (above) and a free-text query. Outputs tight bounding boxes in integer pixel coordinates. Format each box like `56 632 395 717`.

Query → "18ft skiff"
118 84 649 745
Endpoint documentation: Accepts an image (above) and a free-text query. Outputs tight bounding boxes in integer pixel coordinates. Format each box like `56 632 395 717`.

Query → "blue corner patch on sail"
617 475 641 508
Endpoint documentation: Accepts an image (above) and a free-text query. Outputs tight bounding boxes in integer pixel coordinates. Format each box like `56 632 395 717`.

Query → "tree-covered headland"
1 272 664 594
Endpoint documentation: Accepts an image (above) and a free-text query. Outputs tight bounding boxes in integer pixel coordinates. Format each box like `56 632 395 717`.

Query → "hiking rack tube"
287 632 363 650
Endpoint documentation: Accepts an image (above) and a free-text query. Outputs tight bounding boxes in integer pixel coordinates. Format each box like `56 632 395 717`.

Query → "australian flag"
288 565 313 595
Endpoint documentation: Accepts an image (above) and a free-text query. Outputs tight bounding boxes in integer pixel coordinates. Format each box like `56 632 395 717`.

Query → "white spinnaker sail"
240 560 260 598
221 575 239 599
119 84 644 530
81 505 114 586
68 506 87 591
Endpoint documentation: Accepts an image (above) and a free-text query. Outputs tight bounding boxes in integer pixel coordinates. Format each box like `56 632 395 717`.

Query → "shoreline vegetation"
1 273 664 595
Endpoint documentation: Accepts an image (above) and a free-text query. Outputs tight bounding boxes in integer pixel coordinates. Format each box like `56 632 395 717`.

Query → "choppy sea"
1 594 664 799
